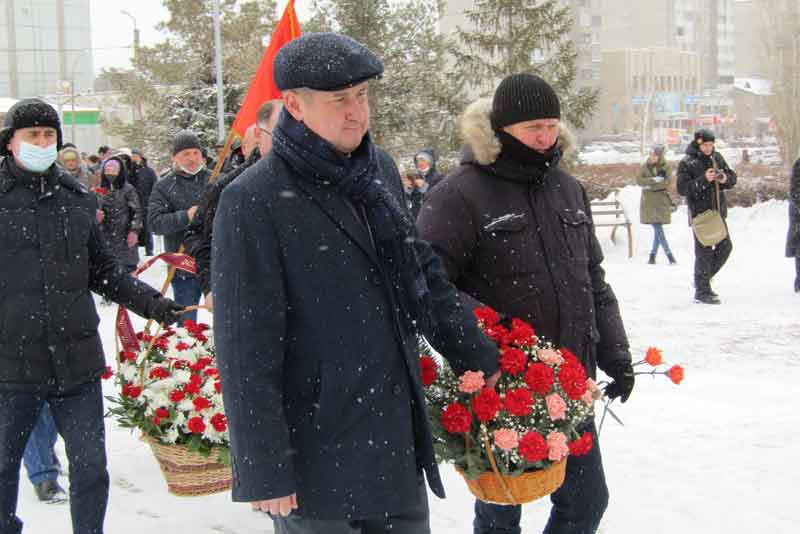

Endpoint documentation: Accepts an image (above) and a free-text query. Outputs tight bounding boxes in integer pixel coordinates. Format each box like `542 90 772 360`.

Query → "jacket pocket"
477 213 532 277
558 209 591 262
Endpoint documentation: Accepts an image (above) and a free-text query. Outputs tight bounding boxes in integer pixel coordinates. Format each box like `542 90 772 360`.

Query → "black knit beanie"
172 130 202 156
0 98 63 156
694 129 715 143
491 74 561 131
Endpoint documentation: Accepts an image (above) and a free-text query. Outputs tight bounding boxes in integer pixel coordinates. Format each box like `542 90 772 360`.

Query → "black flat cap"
274 32 384 92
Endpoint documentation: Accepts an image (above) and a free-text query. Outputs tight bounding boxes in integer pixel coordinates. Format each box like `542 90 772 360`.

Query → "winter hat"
131 148 144 157
274 33 384 92
694 129 715 143
490 74 561 131
651 144 665 156
172 130 202 156
0 98 63 156
103 159 121 174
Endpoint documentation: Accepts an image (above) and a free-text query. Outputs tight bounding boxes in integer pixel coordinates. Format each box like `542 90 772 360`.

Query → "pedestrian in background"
786 155 800 293
637 144 676 265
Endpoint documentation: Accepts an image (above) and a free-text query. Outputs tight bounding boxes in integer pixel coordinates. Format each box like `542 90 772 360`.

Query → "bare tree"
757 0 800 162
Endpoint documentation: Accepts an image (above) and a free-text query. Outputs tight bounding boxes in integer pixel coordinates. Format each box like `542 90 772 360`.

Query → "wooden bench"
590 192 633 258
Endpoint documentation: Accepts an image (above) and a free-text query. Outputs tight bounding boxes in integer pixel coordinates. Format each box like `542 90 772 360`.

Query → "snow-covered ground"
18 189 800 533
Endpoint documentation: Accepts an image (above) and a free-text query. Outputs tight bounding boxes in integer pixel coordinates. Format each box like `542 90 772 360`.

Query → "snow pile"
18 196 800 533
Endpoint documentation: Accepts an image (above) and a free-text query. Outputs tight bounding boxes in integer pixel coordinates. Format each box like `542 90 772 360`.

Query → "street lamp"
121 10 140 62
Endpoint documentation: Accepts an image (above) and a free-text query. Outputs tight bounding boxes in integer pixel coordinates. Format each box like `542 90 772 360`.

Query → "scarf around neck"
271 110 433 333
483 130 563 187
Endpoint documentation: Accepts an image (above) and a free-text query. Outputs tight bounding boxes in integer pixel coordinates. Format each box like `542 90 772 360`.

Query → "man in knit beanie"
418 73 634 534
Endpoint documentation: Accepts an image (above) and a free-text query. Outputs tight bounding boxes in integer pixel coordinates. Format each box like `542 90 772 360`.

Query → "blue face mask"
17 141 58 173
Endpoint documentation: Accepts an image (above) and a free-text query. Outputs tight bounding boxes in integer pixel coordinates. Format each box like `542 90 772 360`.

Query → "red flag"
231 0 301 137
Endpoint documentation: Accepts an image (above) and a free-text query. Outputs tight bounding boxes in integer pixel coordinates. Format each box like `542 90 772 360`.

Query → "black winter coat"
129 160 157 242
786 158 800 257
185 150 260 295
676 142 737 220
148 167 211 253
212 124 499 520
0 157 166 392
99 157 142 269
417 98 631 379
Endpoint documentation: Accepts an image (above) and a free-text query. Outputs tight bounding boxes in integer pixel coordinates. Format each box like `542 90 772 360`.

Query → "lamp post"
212 0 225 144
121 10 140 62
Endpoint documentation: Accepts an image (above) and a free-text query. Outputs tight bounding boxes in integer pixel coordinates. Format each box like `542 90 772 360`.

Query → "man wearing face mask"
0 98 184 534
148 130 211 323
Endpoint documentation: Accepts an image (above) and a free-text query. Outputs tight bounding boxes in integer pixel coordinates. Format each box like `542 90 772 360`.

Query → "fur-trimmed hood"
459 97 575 166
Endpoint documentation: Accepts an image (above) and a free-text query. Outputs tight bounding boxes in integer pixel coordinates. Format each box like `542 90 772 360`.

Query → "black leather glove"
149 297 184 326
604 361 635 403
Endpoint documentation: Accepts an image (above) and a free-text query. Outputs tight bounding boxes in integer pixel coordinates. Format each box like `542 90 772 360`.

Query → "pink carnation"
537 348 564 366
583 378 602 405
547 431 569 462
545 393 567 421
493 428 519 451
459 371 486 394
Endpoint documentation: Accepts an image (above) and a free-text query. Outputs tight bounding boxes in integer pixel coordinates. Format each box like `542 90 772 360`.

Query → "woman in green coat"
638 144 676 264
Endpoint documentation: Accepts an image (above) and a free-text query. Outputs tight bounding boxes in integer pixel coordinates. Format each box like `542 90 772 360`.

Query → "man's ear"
283 91 304 122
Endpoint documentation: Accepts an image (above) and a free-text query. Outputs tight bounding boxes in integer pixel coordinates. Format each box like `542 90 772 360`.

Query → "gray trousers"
273 477 430 534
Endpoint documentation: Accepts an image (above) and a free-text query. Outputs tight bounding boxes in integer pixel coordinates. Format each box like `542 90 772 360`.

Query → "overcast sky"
89 1 304 74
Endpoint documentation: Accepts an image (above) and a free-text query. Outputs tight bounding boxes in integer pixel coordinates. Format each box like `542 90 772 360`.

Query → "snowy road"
18 189 799 533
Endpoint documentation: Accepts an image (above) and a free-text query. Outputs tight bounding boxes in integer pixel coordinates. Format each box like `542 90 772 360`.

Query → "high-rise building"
0 0 94 98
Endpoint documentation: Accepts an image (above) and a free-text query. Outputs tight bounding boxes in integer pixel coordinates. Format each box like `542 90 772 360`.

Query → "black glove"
604 361 635 403
656 168 667 178
149 297 184 326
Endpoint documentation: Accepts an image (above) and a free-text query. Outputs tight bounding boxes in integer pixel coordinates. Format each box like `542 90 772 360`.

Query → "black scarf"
271 110 433 333
483 130 563 187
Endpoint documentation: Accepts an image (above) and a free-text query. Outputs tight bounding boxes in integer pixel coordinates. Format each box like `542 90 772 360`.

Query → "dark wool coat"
676 141 737 220
185 150 260 295
148 167 211 253
416 98 631 379
787 158 800 258
212 131 499 520
0 157 165 392
129 159 157 245
637 159 673 225
99 157 142 270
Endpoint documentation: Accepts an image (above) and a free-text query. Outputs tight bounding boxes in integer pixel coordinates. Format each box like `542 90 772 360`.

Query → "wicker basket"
143 435 232 496
458 459 566 505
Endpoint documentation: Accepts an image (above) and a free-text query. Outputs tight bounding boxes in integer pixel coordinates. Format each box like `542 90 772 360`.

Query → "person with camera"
677 129 737 304
638 144 676 265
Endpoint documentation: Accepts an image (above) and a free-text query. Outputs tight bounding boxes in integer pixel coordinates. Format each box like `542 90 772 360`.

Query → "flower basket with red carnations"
420 307 600 505
106 320 232 496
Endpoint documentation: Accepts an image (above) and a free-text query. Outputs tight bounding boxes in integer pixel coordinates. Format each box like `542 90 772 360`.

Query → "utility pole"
121 10 140 62
212 0 225 144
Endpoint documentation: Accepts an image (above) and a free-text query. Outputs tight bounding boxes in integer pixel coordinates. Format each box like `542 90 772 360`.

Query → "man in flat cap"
0 98 182 534
212 33 500 533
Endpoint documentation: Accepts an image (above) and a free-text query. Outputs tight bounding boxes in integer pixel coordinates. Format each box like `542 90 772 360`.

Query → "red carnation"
524 363 555 395
101 366 113 380
419 356 437 386
441 403 472 434
560 348 581 367
175 342 190 352
558 361 588 400
568 431 594 457
214 381 222 393
190 357 214 372
667 365 684 385
485 324 511 345
172 359 190 370
121 383 142 398
192 397 212 411
153 337 169 350
119 350 137 362
193 333 209 343
187 416 206 434
169 390 185 402
155 408 170 419
473 306 500 328
203 367 219 377
148 367 170 380
183 382 201 395
471 387 502 422
504 387 534 416
499 347 528 375
210 413 227 432
183 319 198 331
507 318 536 346
518 431 548 462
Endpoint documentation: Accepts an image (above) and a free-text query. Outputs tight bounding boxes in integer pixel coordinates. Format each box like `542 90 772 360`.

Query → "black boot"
34 479 67 504
648 253 656 265
667 253 677 264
